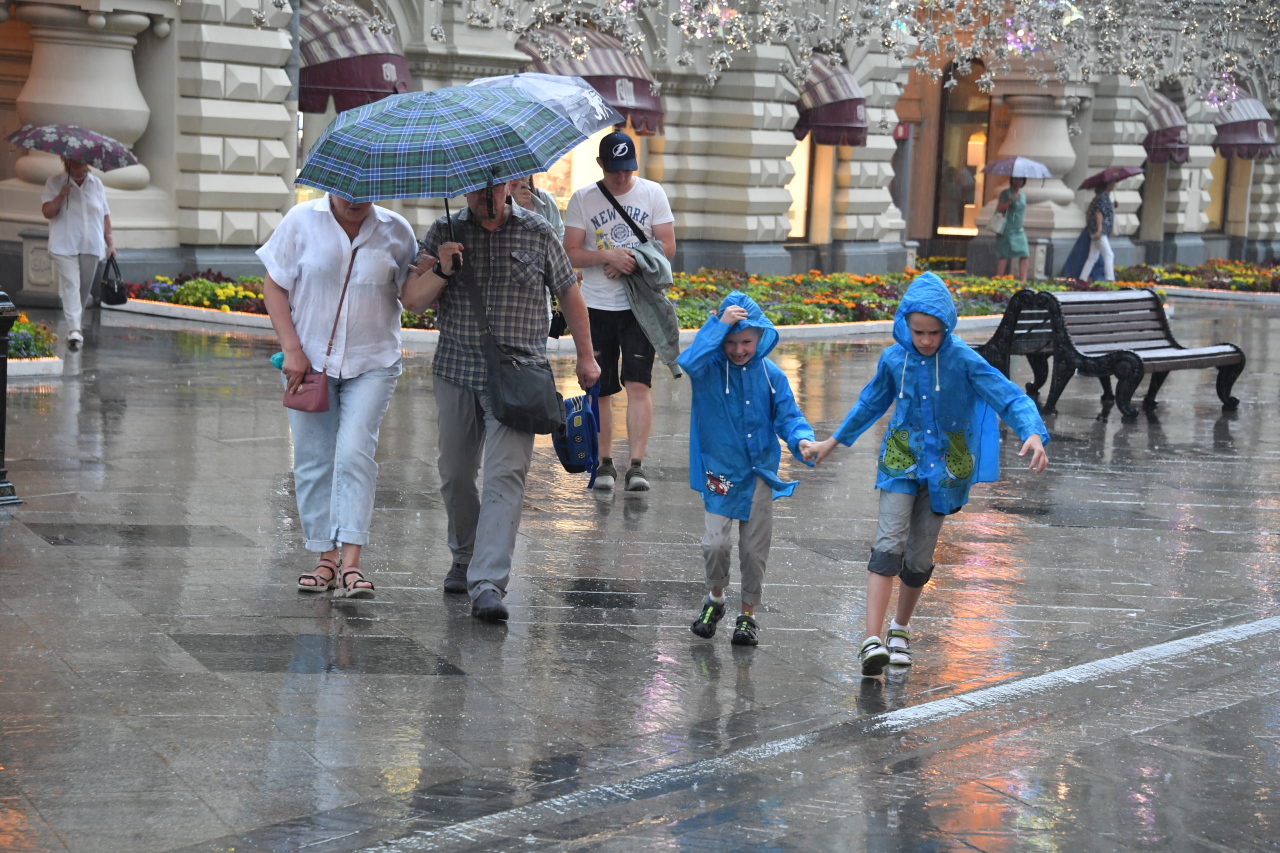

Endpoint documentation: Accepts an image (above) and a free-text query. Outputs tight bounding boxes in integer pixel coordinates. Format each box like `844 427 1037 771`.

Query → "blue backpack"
552 382 601 488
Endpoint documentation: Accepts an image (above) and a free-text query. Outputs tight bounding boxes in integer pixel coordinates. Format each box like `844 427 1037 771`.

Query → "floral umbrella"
5 124 138 172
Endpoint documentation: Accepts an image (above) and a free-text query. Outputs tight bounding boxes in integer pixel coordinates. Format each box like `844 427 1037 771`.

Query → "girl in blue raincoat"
810 272 1049 676
677 291 817 647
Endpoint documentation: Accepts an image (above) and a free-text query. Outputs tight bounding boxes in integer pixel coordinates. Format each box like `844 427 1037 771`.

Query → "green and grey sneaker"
859 636 890 676
624 460 650 492
594 460 618 490
887 627 913 667
731 614 759 646
690 595 726 638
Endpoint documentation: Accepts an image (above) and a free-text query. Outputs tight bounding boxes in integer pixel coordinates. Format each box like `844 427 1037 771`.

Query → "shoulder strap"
321 246 358 372
596 180 648 244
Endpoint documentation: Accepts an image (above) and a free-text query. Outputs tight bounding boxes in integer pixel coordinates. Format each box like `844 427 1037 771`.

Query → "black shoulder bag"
454 223 565 435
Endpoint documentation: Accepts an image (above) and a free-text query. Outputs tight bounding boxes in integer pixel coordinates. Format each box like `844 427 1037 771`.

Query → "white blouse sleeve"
256 211 301 290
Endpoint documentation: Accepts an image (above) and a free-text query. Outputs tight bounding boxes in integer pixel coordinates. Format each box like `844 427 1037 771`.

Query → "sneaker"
594 460 618 490
690 595 726 638
624 462 650 492
471 588 509 622
67 330 83 349
859 636 890 677
442 561 468 595
731 614 759 646
887 627 913 667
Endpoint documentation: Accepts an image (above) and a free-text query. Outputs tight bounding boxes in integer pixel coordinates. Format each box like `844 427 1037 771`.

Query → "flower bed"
118 258 1278 333
667 269 1157 328
8 313 57 359
1115 259 1279 293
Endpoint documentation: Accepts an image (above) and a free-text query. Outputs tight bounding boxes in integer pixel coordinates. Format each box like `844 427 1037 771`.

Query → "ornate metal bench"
978 288 1245 419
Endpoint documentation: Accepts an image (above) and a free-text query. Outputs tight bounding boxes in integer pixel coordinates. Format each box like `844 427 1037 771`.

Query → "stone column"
975 91 1087 275
1247 160 1280 262
829 45 908 273
175 0 293 267
649 44 797 275
0 2 179 252
1078 77 1147 268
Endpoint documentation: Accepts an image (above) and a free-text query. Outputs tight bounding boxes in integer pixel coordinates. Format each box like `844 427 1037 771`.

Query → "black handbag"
100 256 127 305
459 259 565 435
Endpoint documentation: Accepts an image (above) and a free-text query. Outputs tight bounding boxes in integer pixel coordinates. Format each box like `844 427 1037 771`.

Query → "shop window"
786 137 813 241
935 64 990 237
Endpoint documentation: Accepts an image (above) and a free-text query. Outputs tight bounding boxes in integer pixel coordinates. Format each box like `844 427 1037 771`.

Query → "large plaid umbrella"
467 73 624 138
6 124 138 171
295 86 587 203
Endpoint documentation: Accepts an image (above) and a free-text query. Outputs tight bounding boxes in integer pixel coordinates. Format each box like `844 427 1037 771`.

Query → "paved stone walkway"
2 301 1279 852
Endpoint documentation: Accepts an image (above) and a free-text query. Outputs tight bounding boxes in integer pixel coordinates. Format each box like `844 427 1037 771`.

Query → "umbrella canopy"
1080 165 1143 190
468 72 625 138
5 124 138 172
296 86 587 202
983 156 1052 179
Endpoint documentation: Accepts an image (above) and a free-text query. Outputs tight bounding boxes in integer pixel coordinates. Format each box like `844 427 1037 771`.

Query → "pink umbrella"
1080 166 1143 190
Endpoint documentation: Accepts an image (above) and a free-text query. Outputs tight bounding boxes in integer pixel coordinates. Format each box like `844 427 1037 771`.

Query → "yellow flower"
220 304 231 312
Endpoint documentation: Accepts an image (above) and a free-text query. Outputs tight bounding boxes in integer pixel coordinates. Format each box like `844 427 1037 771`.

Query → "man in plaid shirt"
410 180 600 622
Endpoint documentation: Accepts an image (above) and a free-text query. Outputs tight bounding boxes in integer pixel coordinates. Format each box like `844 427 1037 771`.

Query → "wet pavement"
2 301 1280 852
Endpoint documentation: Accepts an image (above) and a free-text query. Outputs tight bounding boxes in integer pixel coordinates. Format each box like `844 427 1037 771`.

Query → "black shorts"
588 307 655 397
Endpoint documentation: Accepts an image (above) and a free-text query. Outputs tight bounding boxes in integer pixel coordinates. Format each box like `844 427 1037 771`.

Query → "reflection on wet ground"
2 302 1279 851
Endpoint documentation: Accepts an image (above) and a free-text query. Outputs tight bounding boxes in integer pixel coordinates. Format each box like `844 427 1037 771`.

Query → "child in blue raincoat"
677 292 817 646
810 272 1049 676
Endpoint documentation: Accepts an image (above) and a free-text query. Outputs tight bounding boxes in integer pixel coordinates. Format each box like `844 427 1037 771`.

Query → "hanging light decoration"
408 1 1280 107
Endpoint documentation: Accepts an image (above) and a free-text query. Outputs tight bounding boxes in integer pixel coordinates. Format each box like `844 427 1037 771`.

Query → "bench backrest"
1046 289 1173 352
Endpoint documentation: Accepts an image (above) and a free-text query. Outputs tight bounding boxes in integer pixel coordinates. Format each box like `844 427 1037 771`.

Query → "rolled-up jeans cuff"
335 527 370 547
305 537 337 552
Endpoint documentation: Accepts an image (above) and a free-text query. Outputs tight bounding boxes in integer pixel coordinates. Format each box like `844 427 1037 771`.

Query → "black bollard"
0 292 22 505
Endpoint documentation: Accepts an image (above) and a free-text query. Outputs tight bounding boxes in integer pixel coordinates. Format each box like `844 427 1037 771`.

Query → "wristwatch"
432 261 454 279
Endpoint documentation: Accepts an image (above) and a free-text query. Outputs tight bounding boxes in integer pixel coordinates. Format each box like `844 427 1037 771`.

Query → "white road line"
370 614 1280 852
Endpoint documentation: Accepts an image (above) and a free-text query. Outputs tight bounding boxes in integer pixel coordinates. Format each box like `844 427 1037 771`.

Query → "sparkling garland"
229 0 1279 108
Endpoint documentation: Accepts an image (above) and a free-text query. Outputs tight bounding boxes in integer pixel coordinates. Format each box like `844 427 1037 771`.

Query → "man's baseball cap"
598 131 638 172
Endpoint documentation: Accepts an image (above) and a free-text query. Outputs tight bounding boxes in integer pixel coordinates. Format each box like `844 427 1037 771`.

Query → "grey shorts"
868 487 945 588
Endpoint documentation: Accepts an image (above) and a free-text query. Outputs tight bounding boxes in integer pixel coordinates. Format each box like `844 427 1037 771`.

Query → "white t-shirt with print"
565 178 673 311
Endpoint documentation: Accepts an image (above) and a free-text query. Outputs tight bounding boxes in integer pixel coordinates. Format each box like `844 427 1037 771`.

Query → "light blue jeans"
284 362 401 551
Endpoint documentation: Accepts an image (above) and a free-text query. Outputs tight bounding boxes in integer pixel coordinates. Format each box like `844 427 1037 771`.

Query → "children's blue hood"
892 272 958 355
717 291 778 363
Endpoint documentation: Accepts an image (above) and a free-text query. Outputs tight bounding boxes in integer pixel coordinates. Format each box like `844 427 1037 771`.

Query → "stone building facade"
0 0 1276 301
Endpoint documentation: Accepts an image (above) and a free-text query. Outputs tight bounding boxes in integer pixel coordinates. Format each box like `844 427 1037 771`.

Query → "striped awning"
298 0 409 115
516 27 663 135
1142 92 1189 164
792 53 867 147
1212 98 1278 159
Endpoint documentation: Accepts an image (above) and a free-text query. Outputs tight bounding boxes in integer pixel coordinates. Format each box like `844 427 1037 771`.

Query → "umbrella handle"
442 197 463 274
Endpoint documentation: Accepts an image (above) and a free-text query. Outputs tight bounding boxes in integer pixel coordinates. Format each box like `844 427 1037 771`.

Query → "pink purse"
284 248 359 413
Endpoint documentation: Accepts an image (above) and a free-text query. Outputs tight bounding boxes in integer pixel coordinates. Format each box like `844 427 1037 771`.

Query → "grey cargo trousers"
434 374 535 601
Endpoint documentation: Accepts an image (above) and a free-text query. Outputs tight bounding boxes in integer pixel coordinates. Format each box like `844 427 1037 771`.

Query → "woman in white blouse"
40 158 113 349
258 193 452 597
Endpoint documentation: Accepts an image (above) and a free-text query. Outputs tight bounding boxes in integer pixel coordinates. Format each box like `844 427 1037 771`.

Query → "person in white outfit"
1082 182 1116 282
40 158 113 348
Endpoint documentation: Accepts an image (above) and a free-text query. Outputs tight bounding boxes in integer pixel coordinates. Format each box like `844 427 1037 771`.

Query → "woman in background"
994 177 1029 281
41 158 112 349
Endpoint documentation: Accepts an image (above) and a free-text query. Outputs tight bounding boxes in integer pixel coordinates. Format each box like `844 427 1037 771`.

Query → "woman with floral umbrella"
9 124 137 350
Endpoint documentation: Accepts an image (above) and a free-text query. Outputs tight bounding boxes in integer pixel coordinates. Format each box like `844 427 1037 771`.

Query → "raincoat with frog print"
677 291 815 522
832 272 1048 515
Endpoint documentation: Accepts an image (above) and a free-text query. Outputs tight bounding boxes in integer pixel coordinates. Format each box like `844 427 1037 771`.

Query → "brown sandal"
337 568 374 599
298 557 338 592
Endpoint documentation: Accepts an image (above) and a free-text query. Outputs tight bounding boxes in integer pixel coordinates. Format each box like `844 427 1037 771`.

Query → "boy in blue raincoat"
810 272 1049 676
677 292 817 646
